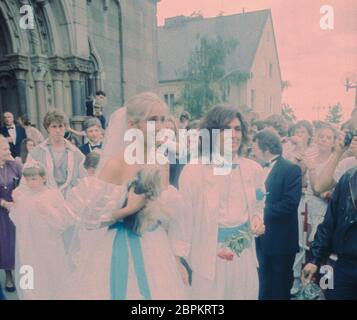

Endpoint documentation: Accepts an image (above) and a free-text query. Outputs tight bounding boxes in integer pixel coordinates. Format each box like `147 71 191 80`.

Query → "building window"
251 89 255 108
270 96 273 112
269 63 273 78
85 54 99 99
164 93 175 109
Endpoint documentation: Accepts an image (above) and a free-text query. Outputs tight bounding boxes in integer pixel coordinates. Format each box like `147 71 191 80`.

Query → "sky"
157 0 357 121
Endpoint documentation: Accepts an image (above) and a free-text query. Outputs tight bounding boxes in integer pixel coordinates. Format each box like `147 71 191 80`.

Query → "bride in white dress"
64 92 187 300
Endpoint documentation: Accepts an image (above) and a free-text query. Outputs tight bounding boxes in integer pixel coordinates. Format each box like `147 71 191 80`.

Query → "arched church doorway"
0 9 20 121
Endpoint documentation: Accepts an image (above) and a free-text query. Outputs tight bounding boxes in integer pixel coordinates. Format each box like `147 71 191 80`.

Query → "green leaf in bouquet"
223 229 252 257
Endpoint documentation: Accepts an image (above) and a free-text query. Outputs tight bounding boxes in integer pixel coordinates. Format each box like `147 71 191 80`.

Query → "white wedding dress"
62 176 188 300
10 186 75 300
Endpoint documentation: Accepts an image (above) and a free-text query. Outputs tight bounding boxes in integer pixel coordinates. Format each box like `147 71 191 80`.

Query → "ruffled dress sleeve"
10 186 73 232
66 176 127 229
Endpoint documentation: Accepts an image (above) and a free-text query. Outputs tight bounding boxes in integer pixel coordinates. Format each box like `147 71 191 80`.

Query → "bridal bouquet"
218 229 253 260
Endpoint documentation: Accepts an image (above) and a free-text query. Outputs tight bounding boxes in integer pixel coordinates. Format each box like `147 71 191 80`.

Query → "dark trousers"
325 259 357 300
258 254 295 300
0 284 5 300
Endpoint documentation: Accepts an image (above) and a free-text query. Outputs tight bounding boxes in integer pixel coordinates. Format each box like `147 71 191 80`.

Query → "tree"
190 11 203 18
281 80 291 91
325 102 343 124
178 35 250 118
281 103 296 122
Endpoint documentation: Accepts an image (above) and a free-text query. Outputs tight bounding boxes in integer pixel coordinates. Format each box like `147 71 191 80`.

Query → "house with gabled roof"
158 9 282 118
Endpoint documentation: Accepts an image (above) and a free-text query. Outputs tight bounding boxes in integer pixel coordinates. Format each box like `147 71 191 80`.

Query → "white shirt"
7 125 16 144
263 155 280 181
89 141 102 153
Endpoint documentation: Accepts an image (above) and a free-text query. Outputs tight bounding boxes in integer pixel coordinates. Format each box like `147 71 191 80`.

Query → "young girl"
10 161 75 299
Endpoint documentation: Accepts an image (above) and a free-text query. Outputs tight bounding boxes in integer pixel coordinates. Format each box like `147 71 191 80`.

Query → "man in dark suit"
302 166 357 299
0 112 27 158
86 91 107 129
79 117 103 156
253 128 302 300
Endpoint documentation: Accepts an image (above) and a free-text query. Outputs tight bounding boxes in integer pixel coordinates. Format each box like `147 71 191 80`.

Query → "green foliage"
223 229 252 257
178 35 250 118
325 102 343 124
281 80 291 91
281 103 296 122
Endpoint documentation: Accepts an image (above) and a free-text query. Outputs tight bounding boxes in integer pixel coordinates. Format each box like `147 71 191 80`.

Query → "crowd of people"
0 90 356 300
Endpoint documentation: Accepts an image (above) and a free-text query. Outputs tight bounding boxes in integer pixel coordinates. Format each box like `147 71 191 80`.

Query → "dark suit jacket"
0 125 27 158
97 114 106 129
256 156 302 256
86 99 95 116
79 143 91 156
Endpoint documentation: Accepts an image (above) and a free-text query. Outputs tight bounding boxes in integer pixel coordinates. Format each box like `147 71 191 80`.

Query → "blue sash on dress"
218 221 251 244
109 222 152 300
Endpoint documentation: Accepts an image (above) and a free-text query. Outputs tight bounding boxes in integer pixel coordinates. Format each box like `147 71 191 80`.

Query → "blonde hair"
124 92 168 123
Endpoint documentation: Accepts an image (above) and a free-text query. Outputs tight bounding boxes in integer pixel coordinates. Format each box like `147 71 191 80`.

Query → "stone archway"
0 10 20 118
85 39 103 100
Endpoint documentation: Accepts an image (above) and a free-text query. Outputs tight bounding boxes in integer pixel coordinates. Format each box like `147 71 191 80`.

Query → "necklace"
0 163 8 190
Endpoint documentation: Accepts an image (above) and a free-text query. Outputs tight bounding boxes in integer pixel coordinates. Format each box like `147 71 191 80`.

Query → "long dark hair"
20 138 35 164
199 105 248 158
293 120 314 146
18 114 31 126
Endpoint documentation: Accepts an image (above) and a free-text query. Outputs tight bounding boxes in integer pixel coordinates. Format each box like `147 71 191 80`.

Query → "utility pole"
345 78 357 107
